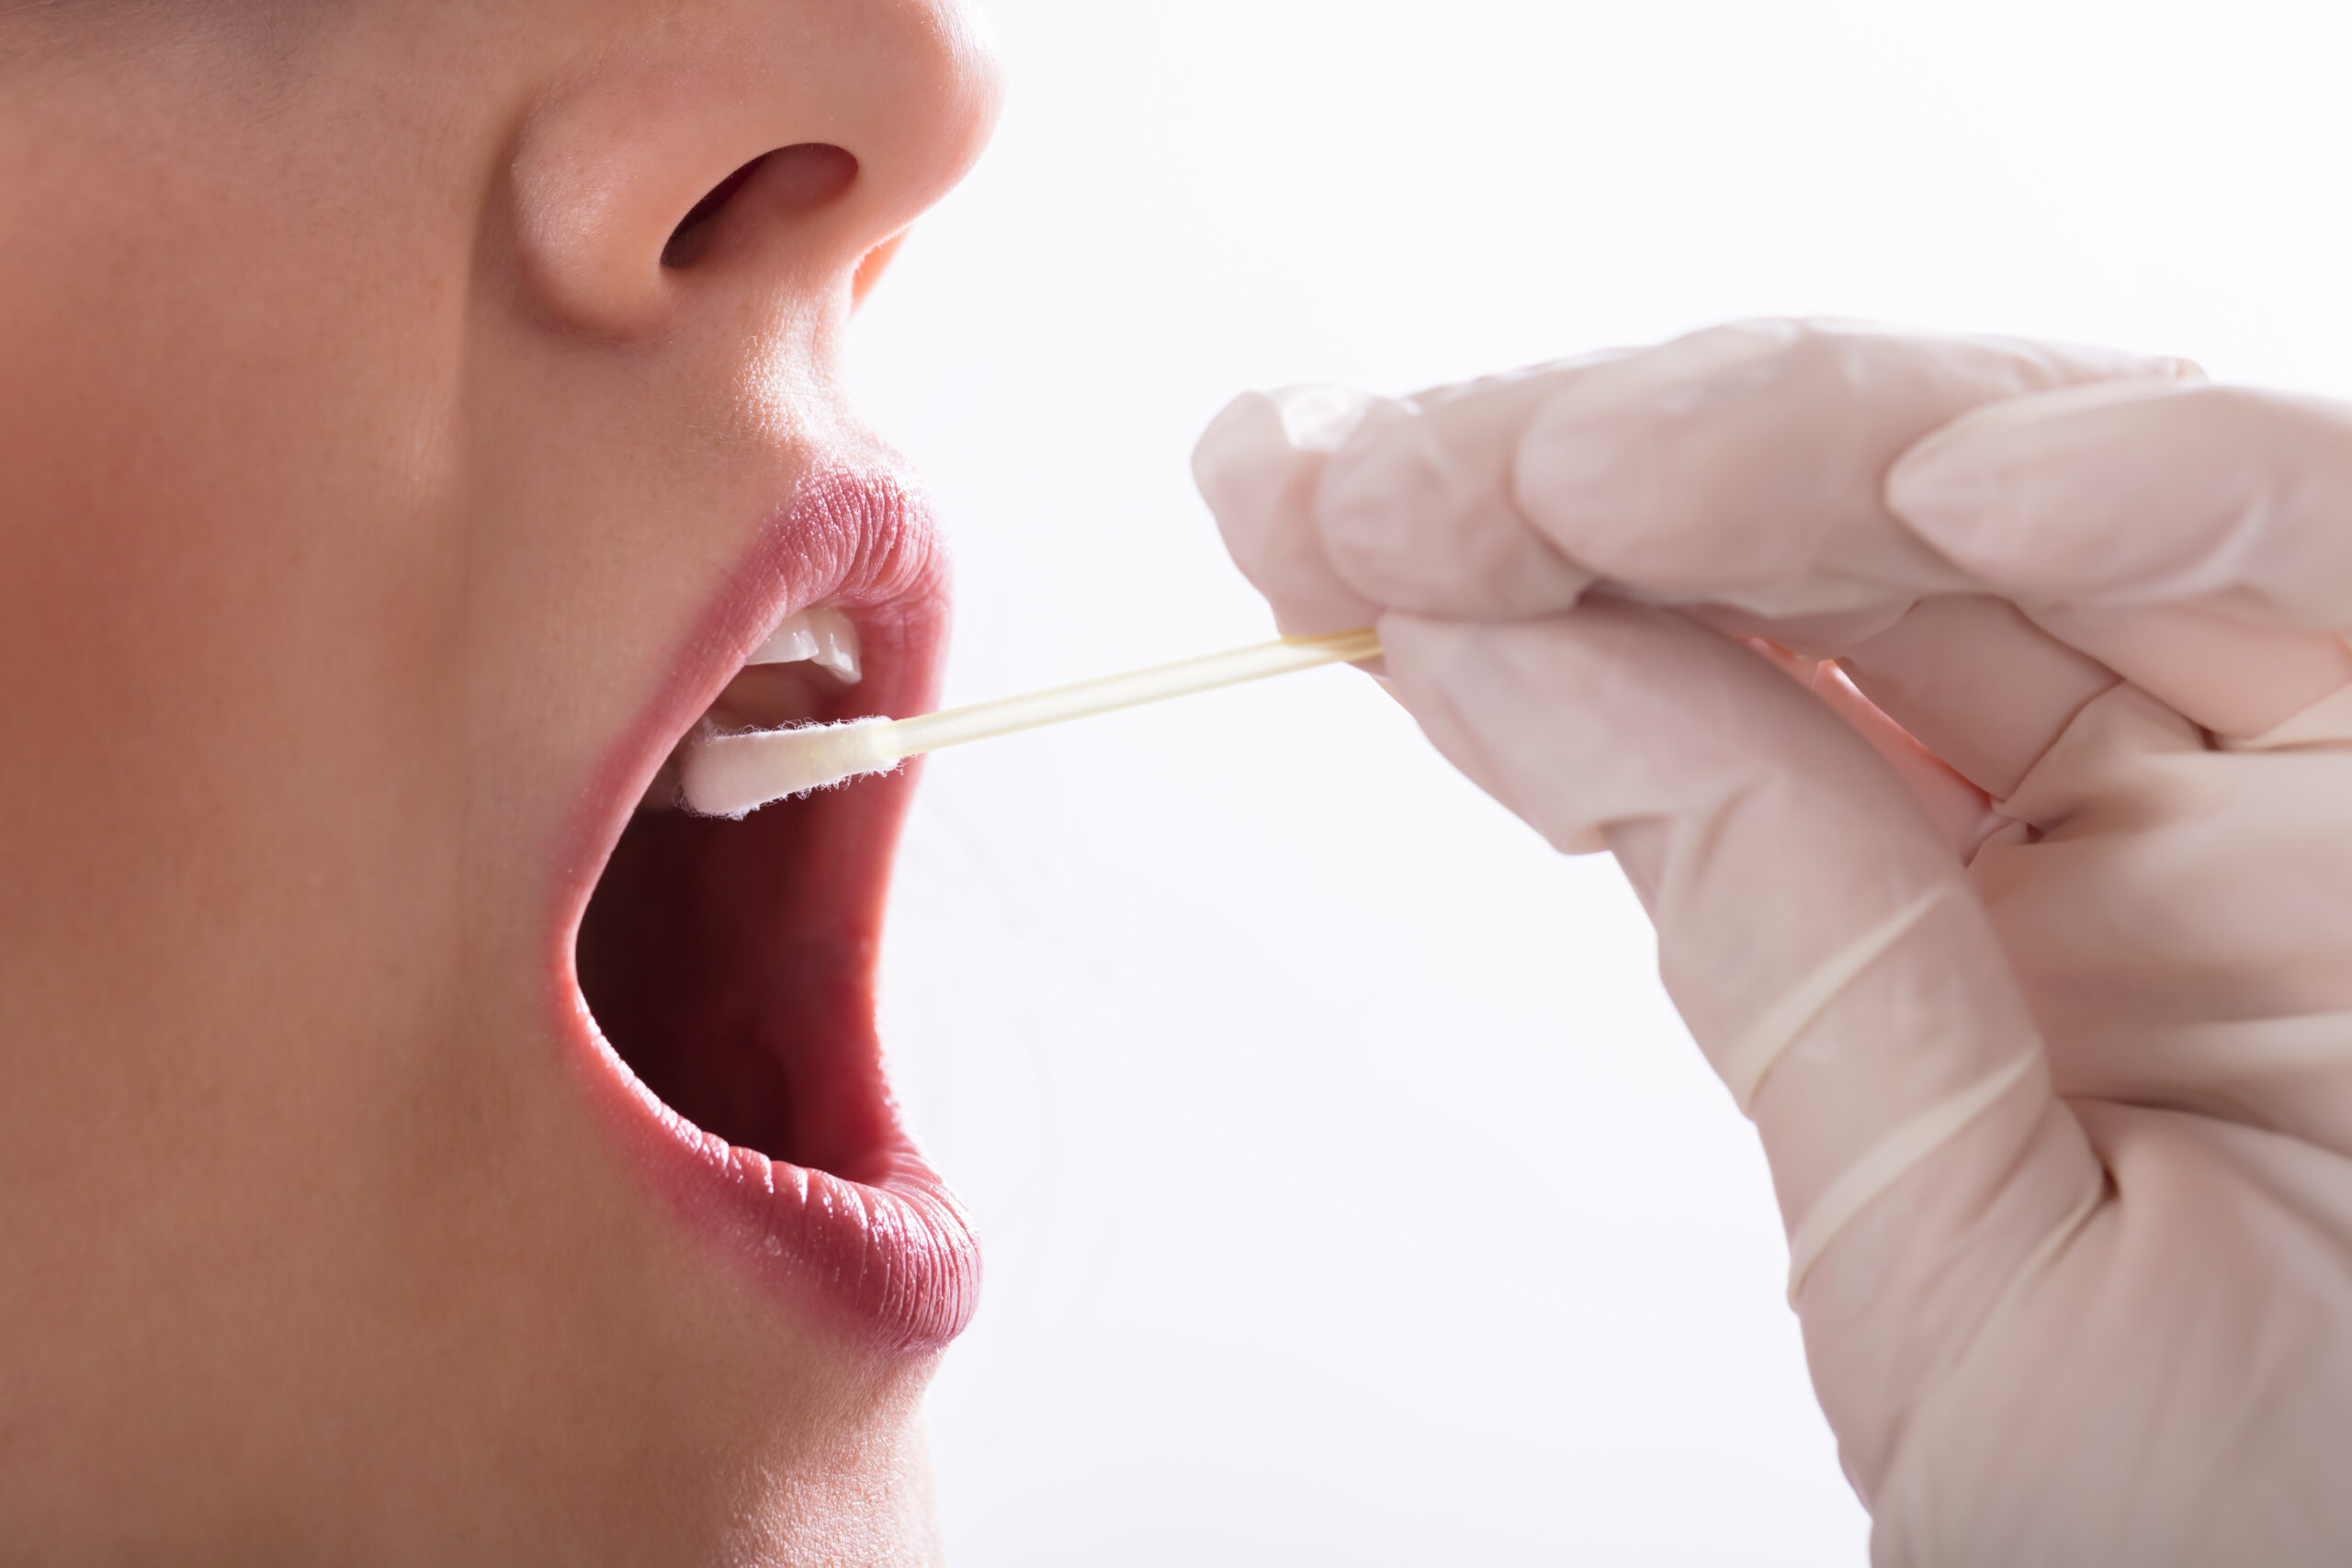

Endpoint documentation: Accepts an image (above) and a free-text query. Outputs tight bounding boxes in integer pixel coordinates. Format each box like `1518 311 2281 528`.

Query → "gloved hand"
1193 320 2352 1566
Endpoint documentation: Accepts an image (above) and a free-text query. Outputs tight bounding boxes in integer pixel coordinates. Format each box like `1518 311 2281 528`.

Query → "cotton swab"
681 626 1382 818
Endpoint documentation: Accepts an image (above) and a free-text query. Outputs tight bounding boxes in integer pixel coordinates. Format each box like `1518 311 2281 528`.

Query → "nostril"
662 156 766 268
662 143 860 269
760 142 860 209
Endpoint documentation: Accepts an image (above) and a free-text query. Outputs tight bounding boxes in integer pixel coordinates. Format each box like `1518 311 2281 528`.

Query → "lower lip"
547 467 978 1355
566 1030 980 1353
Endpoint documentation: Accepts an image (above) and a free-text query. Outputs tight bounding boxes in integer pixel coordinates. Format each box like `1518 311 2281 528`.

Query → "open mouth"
579 605 877 1173
558 467 978 1354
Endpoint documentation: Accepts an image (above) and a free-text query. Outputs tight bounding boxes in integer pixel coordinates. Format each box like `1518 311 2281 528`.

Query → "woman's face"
0 2 1000 1558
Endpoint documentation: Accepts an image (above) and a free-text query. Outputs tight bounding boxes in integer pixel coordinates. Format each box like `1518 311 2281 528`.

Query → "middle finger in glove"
1316 317 2197 626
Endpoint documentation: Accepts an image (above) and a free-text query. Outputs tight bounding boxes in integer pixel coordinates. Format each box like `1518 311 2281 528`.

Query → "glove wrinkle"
2059 1012 2352 1158
2019 602 2352 740
1835 593 2122 800
1720 881 1956 1116
1784 1050 2042 1303
2225 676 2352 752
1862 1158 2114 1561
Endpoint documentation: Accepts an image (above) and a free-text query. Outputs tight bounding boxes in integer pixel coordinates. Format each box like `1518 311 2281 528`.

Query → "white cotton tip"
678 716 899 818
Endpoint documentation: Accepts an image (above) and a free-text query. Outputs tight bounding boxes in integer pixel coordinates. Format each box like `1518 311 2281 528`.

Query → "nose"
509 0 1002 336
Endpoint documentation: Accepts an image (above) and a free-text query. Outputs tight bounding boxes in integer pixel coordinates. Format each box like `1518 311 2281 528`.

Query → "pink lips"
549 462 979 1354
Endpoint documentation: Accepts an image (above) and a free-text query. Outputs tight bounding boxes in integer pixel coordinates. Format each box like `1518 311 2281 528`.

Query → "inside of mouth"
575 648 888 1180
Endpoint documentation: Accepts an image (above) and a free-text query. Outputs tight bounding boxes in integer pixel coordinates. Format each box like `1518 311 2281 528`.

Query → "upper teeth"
749 604 861 684
634 605 863 812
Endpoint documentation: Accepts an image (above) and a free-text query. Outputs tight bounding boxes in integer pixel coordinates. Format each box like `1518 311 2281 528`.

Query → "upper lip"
548 457 979 1354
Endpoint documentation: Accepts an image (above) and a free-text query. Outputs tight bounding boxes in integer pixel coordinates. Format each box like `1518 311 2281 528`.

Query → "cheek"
0 60 481 1233
0 96 472 776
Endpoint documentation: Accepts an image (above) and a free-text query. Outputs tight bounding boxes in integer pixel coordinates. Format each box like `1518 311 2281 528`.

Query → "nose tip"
510 0 1003 336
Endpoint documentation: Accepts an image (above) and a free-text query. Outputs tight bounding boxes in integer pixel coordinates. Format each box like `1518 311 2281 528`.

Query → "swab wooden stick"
681 627 1382 818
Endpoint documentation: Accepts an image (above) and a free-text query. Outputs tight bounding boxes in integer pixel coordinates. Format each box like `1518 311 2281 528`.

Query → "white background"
852 2 2352 1561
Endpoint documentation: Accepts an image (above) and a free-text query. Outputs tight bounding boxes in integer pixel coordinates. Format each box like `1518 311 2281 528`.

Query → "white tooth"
747 604 861 684
749 615 819 668
808 612 861 684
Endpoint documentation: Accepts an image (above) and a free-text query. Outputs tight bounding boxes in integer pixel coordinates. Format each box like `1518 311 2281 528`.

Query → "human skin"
0 3 1000 1561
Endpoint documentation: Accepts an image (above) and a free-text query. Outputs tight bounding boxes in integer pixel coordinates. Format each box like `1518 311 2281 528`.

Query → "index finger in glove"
1193 366 1603 631
1314 319 2197 627
1191 388 1386 637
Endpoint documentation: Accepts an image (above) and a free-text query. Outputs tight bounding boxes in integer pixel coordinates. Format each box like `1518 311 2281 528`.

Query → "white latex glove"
1193 320 2352 1566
